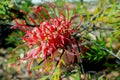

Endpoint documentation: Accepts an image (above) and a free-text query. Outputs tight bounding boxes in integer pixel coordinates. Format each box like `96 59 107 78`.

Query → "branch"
50 50 65 80
83 37 120 60
94 43 120 60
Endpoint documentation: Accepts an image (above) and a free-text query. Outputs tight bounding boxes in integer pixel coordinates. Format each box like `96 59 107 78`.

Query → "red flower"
11 4 84 77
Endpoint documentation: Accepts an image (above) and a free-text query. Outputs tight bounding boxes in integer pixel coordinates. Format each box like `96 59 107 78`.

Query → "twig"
14 0 19 8
75 39 85 75
49 50 65 80
75 39 87 80
94 43 120 60
83 36 120 60
37 54 51 65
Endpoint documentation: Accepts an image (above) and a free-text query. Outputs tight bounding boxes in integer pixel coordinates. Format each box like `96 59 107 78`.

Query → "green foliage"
6 30 23 47
0 0 11 22
51 67 61 80
15 0 32 12
82 36 109 62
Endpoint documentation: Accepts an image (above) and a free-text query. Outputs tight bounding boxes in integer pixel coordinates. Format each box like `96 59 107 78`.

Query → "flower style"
11 4 84 77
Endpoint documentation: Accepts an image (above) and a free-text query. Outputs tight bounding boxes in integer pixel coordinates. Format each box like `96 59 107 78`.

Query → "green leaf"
93 56 97 60
86 52 92 56
55 8 59 17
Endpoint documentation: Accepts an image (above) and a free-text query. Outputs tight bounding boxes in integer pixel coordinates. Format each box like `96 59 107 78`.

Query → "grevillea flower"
11 3 84 77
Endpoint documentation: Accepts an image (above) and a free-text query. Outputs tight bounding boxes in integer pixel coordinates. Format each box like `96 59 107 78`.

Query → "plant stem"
49 50 65 80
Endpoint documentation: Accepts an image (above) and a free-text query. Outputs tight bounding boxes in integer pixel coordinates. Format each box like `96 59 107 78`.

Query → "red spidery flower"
11 3 84 77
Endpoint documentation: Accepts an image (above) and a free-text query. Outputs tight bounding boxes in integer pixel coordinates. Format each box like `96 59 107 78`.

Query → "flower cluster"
11 4 84 77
